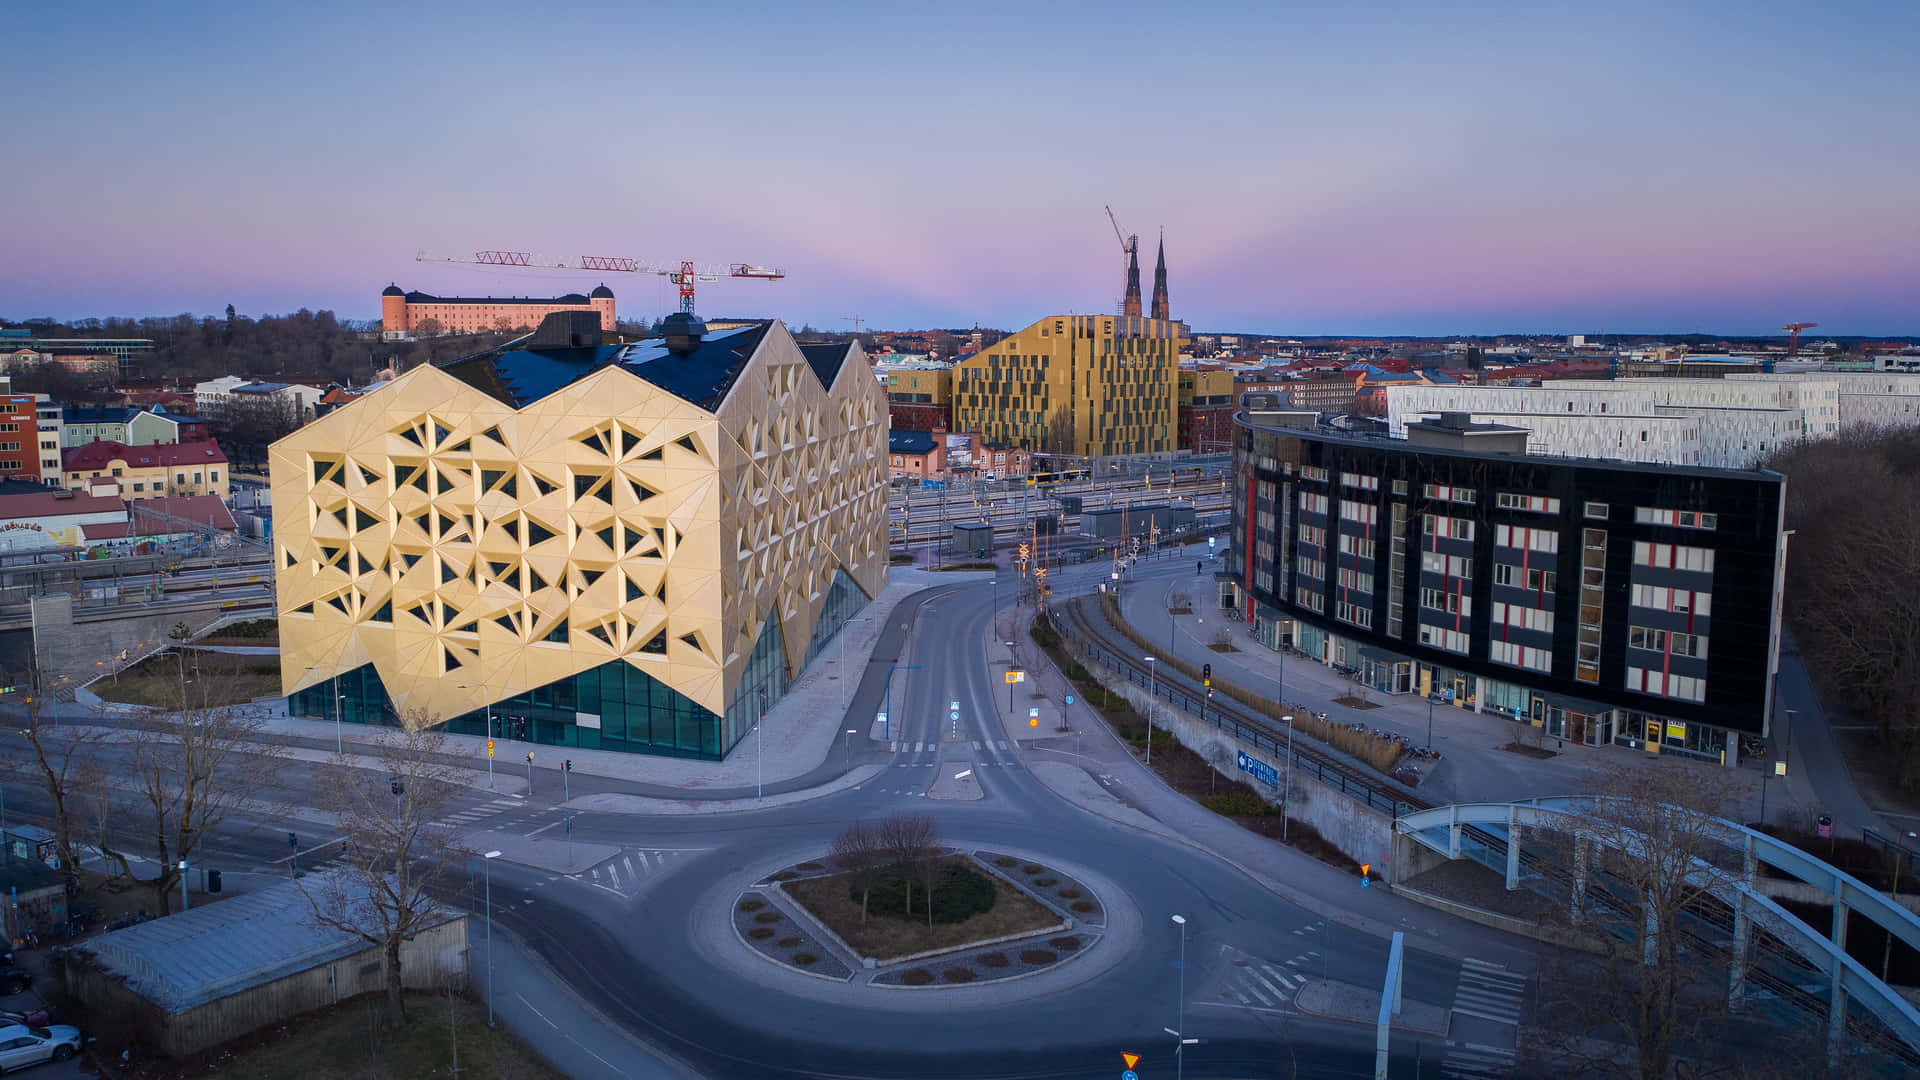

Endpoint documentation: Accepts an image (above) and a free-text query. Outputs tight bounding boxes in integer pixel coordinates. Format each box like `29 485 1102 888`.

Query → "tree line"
1767 427 1920 794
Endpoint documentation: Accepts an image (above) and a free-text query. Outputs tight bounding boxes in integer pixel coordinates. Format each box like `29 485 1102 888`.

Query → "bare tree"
0 669 107 900
830 820 883 923
300 723 466 1028
83 662 282 915
1528 763 1756 1079
879 812 939 925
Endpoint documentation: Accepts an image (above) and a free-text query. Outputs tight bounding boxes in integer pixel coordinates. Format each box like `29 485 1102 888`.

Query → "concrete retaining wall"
32 595 231 690
1079 644 1399 879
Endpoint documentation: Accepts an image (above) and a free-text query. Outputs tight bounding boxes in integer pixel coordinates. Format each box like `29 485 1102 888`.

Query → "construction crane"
416 250 784 316
1783 321 1818 357
1104 206 1141 317
1104 205 1138 272
842 315 866 334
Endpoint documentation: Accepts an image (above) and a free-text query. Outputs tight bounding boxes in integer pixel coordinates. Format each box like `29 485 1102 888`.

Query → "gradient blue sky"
8 1 1917 335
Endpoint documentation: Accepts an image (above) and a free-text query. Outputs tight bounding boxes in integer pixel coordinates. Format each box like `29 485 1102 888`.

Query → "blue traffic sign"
1123 1071 1139 1080
1236 749 1279 789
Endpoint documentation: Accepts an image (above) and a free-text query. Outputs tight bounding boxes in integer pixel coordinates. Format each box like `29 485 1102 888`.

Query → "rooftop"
0 489 126 519
441 319 789 412
61 439 228 473
71 869 460 1013
889 430 937 455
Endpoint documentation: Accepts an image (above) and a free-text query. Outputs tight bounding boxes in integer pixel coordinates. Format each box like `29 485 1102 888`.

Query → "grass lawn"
104 992 563 1080
94 650 280 708
784 856 1060 962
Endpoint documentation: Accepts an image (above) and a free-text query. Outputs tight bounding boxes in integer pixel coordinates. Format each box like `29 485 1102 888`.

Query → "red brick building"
381 283 616 336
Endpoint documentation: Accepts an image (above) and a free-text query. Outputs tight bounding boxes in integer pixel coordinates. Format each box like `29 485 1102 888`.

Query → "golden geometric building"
948 314 1187 457
271 313 889 759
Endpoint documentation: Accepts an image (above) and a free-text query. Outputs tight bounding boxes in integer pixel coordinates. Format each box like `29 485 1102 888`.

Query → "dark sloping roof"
619 323 771 410
403 291 590 305
890 430 936 455
441 321 791 413
439 345 626 410
798 342 853 392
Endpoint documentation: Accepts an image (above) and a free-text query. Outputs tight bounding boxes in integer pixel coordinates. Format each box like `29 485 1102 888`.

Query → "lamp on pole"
1885 831 1918 983
332 681 344 756
756 688 768 805
483 850 501 1026
1426 695 1435 752
178 859 189 911
1169 913 1195 1080
1144 656 1157 766
1282 714 1294 842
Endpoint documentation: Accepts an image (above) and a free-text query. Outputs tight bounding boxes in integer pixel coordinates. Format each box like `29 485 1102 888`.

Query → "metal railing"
1051 604 1425 819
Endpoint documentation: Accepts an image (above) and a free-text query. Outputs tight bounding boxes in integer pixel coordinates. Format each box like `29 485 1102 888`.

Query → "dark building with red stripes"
1225 397 1786 762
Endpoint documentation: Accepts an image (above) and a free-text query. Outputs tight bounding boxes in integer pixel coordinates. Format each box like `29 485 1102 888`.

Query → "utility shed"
951 521 994 555
59 869 467 1057
1080 503 1195 538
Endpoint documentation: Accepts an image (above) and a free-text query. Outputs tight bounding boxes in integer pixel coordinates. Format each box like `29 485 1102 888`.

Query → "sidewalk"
1106 561 1807 818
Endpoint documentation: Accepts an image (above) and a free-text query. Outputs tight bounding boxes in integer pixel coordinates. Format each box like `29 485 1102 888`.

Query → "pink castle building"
380 283 615 336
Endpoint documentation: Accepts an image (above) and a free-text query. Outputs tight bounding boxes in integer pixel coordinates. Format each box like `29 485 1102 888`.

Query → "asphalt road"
1 558 1516 1079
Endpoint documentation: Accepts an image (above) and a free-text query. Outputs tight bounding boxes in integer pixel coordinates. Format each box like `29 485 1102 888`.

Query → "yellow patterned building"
271 313 889 759
949 314 1186 457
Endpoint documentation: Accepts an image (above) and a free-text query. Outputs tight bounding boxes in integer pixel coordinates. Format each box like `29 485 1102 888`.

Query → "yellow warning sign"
1122 1052 1141 1069
1029 717 1039 727
486 740 495 757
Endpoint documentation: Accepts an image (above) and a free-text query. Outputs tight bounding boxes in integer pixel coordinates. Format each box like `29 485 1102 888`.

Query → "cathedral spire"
1150 230 1170 321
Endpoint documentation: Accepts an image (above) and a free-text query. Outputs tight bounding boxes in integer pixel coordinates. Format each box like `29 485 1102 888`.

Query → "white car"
0 1024 81 1069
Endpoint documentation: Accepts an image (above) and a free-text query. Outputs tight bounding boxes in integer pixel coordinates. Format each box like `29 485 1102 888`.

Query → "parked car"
0 1024 80 1068
0 970 30 996
0 1009 49 1028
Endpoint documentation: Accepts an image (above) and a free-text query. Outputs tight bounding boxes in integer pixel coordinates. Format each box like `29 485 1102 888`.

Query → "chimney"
661 312 707 357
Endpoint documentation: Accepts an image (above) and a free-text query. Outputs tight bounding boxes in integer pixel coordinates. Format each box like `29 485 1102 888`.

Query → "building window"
1336 600 1373 628
1422 484 1475 504
1340 500 1377 526
1633 542 1715 573
1584 501 1609 520
1628 626 1708 659
1496 492 1561 514
1489 639 1552 673
1494 524 1559 553
1341 472 1378 491
1627 666 1706 703
1629 584 1712 615
1419 586 1471 615
1299 465 1328 482
1417 624 1470 653
1491 601 1554 632
1337 567 1374 592
1337 534 1375 560
1634 507 1718 530
1493 564 1557 592
1422 513 1474 540
1420 551 1473 578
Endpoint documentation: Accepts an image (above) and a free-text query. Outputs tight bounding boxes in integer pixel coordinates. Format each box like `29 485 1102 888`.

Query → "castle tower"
1150 233 1170 321
381 284 408 333
590 283 617 332
1123 245 1142 318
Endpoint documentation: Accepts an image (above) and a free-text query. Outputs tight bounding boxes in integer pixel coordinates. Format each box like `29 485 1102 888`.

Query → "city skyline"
8 2 1918 336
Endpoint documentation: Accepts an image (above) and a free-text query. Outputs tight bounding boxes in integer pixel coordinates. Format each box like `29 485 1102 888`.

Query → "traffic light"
1202 663 1212 687
391 781 402 796
565 759 573 773
288 832 298 852
527 752 534 763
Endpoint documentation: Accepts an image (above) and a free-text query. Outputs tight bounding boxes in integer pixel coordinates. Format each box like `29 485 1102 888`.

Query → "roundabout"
724 845 1123 997
457 568 1528 1078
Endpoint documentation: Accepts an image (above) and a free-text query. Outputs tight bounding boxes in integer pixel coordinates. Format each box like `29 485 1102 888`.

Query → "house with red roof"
59 439 229 502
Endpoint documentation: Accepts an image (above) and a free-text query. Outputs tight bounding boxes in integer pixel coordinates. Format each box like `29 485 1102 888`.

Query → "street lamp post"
332 681 344 755
1171 913 1190 1080
756 688 768 805
483 850 501 1026
1144 656 1157 766
1885 831 1918 982
1426 696 1435 751
178 859 189 911
1283 714 1294 842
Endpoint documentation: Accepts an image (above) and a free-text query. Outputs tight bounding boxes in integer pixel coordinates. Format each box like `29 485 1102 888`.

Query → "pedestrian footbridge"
1395 797 1920 1064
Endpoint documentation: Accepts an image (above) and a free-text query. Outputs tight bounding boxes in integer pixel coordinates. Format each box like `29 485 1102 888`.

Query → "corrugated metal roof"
72 869 459 1013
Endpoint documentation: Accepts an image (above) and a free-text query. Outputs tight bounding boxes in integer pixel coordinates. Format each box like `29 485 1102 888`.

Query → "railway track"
1053 596 1432 818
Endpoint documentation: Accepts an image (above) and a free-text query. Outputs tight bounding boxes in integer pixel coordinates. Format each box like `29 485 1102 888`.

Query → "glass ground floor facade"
292 575 869 760
1236 589 1733 763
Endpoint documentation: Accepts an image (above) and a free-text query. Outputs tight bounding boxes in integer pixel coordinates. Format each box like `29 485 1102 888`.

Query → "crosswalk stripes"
436 797 528 828
1441 958 1527 1080
1207 950 1309 1013
1441 1042 1516 1080
573 848 703 898
1450 958 1526 1025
